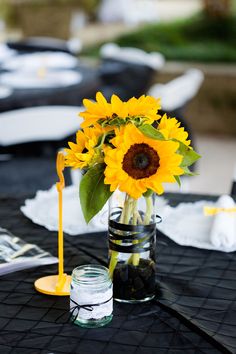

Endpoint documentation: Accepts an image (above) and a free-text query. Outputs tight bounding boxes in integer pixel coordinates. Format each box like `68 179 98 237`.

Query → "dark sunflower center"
134 153 149 169
122 143 160 179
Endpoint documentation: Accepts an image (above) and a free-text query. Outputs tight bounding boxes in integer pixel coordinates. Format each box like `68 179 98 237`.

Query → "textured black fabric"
0 157 72 196
0 192 235 354
0 155 79 201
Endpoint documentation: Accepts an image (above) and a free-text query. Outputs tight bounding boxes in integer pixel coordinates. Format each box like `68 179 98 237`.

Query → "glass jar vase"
108 191 158 303
70 265 113 328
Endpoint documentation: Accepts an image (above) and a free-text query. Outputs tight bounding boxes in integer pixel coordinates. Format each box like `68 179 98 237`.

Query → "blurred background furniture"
0 39 205 189
0 106 83 194
148 68 204 117
0 48 101 113
0 0 100 39
98 43 204 151
231 165 236 196
98 42 165 100
148 68 204 145
0 105 82 156
98 0 160 25
6 36 82 54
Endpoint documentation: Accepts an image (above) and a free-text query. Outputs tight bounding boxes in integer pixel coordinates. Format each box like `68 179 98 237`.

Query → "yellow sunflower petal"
159 114 191 146
64 126 106 169
111 94 128 118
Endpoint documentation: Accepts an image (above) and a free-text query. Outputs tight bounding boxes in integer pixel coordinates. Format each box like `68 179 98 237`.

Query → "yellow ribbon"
204 206 236 216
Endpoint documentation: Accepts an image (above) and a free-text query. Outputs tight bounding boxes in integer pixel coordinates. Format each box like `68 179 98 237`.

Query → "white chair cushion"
0 106 83 146
100 43 165 70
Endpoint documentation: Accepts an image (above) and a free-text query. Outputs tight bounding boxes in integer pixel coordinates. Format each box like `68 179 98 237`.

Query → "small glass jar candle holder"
70 265 113 328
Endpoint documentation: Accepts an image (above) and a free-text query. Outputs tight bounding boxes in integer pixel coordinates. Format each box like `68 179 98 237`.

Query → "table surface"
0 64 101 113
0 187 236 354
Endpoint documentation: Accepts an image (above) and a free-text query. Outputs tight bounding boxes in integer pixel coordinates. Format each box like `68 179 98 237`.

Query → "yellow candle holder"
34 152 71 296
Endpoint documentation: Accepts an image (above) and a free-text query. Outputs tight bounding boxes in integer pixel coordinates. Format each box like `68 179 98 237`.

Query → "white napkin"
157 199 236 252
21 184 167 236
21 185 236 252
210 195 236 249
21 185 107 236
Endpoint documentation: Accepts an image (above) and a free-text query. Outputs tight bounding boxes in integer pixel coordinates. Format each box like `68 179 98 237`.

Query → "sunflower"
126 95 161 124
104 124 183 199
80 92 161 128
80 92 127 128
64 126 105 169
158 114 191 146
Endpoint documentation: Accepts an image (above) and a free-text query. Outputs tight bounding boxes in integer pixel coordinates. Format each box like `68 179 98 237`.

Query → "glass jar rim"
72 264 111 286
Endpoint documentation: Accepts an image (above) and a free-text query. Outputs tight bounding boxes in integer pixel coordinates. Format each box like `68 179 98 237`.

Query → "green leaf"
174 175 181 186
138 124 165 140
181 166 199 176
79 163 112 223
177 141 201 168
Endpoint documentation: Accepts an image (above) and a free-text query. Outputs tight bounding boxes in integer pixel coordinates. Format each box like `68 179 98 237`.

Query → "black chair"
98 43 165 101
6 37 82 55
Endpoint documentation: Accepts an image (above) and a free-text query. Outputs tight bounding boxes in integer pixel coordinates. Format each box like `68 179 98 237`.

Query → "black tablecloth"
0 188 236 354
0 156 235 353
0 65 101 113
0 157 70 195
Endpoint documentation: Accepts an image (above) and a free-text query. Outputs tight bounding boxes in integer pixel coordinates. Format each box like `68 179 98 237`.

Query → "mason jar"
70 265 113 328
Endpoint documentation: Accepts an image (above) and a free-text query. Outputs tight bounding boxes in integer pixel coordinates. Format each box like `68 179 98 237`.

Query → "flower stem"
109 193 131 278
131 199 140 266
144 195 153 225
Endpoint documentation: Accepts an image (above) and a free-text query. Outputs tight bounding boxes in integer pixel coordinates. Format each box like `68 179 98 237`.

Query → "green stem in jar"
143 195 153 225
130 199 140 266
109 193 132 278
